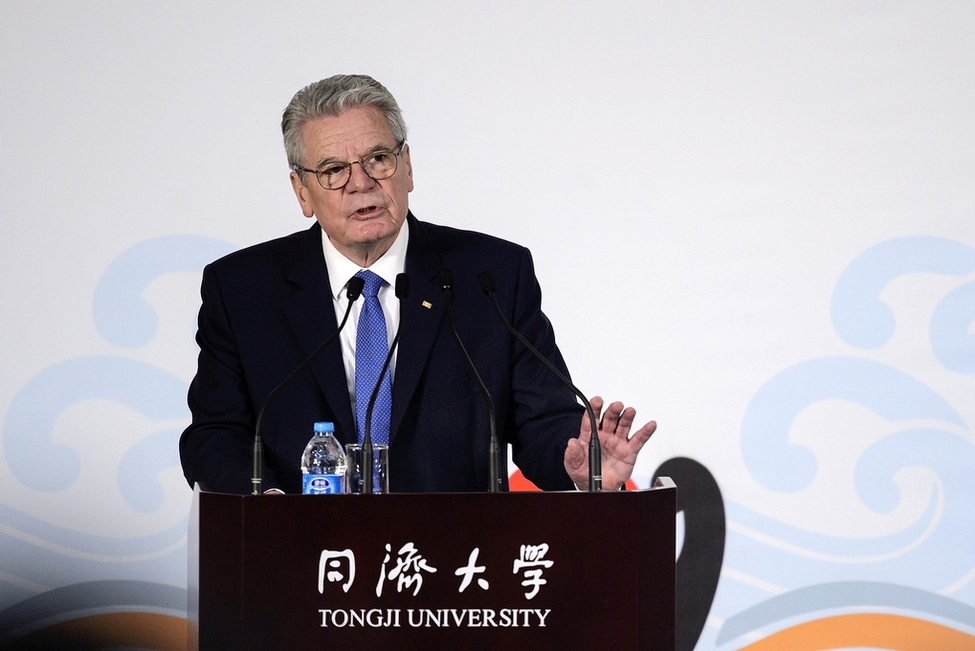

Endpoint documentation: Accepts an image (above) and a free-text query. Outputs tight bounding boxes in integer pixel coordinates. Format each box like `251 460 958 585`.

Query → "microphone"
478 271 602 491
361 273 410 494
251 276 365 495
437 269 503 492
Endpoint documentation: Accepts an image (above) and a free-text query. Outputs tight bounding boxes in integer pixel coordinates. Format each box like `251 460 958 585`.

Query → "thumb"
563 438 586 471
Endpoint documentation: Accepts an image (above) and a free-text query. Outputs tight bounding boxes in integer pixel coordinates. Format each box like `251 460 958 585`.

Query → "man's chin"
335 224 401 264
353 221 398 243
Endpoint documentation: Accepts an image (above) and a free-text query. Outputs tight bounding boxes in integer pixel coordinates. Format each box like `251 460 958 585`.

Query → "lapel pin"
421 301 433 309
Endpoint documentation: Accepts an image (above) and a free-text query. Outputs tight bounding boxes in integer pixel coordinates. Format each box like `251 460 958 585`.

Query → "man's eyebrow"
313 143 396 169
313 154 345 169
362 142 396 155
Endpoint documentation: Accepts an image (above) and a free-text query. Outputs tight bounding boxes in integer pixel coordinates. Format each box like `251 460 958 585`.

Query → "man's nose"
345 161 377 190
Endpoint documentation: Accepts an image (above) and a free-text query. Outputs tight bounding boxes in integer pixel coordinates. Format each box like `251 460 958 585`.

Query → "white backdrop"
2 1 974 649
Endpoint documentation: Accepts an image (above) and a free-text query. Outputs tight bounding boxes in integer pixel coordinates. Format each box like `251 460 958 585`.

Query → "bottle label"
302 473 344 495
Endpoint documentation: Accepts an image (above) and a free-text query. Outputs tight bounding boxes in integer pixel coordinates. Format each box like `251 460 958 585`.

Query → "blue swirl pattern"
830 236 975 349
0 235 234 638
711 235 975 648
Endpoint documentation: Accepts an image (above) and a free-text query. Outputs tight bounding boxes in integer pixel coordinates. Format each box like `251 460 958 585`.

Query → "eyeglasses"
292 141 406 191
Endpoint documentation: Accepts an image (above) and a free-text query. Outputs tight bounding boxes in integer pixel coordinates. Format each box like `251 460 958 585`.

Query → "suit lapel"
390 215 446 439
282 223 356 441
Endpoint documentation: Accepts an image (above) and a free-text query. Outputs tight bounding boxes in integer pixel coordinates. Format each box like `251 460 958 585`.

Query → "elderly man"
179 74 655 494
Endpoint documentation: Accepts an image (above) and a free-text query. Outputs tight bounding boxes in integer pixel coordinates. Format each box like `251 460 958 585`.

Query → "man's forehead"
301 107 396 162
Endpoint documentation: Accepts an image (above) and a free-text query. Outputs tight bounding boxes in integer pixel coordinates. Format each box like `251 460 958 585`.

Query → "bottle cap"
314 422 335 433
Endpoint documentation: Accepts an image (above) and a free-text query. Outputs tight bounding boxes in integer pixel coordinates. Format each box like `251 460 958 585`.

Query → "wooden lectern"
188 478 676 650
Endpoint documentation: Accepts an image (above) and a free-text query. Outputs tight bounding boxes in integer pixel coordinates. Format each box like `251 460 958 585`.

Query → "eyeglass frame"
291 140 407 191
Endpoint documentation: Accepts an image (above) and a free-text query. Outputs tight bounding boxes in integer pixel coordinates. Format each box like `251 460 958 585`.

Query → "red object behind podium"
188 479 676 650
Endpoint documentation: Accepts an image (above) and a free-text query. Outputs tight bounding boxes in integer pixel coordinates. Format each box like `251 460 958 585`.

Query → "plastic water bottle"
301 422 347 494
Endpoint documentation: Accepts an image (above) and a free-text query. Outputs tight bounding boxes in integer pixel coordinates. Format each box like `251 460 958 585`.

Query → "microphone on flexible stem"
478 271 602 491
251 276 366 495
437 269 503 493
361 273 409 494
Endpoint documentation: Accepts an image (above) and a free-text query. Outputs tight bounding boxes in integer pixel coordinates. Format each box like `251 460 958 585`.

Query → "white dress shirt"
321 220 409 417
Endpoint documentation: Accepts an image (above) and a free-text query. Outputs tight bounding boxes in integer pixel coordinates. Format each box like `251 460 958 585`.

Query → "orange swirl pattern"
737 613 975 651
8 613 187 651
508 469 637 491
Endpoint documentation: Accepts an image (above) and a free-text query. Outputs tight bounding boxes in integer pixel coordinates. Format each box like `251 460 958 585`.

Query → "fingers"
600 401 623 433
578 396 605 442
616 406 636 432
588 396 604 424
626 420 657 456
577 413 592 444
595 399 637 437
634 420 657 444
586 396 657 450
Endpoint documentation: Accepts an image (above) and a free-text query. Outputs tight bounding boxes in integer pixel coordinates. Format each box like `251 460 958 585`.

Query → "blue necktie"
354 270 391 445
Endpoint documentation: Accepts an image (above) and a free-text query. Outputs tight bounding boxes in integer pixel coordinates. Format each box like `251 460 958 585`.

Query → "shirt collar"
321 219 410 299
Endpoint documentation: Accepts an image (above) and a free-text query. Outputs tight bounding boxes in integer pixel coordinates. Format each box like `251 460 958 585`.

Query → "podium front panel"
193 487 675 650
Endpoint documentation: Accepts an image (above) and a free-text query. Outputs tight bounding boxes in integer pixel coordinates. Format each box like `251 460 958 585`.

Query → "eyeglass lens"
317 149 399 190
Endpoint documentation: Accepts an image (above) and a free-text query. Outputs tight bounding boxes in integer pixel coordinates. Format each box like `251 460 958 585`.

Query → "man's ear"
290 171 316 218
403 143 414 192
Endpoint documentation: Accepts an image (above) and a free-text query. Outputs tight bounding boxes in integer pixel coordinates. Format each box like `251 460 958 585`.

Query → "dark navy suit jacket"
179 213 582 494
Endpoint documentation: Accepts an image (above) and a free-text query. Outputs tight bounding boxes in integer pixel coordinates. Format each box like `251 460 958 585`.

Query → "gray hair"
282 74 408 171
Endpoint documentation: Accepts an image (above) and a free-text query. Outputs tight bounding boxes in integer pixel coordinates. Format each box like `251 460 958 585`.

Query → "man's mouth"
355 206 379 215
